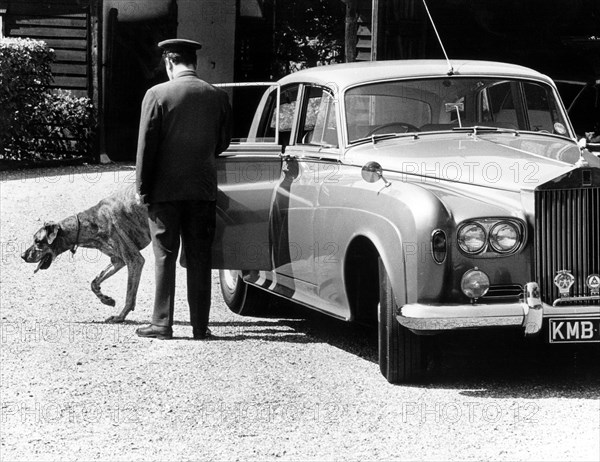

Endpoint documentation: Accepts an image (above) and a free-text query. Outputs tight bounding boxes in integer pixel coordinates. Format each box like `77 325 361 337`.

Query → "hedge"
0 37 96 162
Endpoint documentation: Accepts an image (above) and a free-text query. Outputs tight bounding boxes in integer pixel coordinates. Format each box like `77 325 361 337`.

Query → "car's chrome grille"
535 186 600 306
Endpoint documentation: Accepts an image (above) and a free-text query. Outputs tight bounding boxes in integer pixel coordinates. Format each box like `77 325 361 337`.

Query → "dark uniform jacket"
136 69 232 204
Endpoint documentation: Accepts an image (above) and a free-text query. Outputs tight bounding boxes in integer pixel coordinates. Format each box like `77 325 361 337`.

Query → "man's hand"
135 192 143 205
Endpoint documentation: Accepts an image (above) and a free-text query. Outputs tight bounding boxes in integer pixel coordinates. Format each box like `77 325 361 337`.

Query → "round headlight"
458 223 486 253
461 268 490 300
489 221 520 253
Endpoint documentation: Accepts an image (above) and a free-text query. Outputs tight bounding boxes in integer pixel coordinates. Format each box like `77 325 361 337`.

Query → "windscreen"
345 78 571 143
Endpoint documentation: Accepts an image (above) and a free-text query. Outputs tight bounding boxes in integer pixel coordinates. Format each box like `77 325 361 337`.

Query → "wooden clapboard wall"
375 0 427 60
356 13 374 61
4 10 90 98
2 1 101 161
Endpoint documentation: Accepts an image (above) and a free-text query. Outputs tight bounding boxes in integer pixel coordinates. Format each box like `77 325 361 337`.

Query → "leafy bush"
0 38 96 162
10 90 96 161
0 38 53 155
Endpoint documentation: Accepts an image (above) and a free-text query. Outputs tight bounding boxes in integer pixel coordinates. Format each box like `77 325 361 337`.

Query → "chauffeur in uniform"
135 38 232 340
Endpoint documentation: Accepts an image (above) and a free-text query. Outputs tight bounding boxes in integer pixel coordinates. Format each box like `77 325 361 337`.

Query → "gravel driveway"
1 164 599 461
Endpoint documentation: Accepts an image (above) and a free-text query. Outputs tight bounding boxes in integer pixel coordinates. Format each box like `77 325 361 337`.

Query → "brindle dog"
22 184 151 323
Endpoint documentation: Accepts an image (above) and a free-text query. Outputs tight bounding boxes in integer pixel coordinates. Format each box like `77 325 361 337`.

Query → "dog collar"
71 213 81 254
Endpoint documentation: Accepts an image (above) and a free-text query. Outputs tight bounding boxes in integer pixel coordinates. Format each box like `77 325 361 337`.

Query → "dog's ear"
43 222 60 245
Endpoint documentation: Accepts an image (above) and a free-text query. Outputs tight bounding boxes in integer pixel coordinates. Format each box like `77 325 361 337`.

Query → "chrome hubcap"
222 269 240 291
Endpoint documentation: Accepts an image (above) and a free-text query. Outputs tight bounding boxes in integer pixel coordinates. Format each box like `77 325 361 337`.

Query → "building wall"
103 0 235 84
99 0 235 160
177 0 236 83
104 0 236 83
104 0 170 22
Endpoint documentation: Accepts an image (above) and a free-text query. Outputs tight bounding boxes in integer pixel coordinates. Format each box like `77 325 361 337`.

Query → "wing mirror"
361 161 391 193
361 161 385 183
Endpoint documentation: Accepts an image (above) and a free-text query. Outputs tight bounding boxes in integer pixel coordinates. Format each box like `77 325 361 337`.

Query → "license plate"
549 318 600 343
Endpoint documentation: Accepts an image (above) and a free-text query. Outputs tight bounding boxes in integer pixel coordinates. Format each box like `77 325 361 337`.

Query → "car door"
272 84 342 297
212 146 281 270
211 83 285 271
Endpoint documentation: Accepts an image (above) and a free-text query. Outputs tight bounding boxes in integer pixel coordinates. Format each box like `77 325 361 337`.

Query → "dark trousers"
147 200 216 329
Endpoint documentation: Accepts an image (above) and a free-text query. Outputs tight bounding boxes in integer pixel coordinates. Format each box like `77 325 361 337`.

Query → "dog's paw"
105 315 125 324
100 296 116 307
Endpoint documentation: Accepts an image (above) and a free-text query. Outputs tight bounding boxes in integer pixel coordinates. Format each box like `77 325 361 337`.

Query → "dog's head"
21 222 62 273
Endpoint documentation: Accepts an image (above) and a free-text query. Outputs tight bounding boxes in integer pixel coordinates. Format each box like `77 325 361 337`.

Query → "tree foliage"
273 0 346 77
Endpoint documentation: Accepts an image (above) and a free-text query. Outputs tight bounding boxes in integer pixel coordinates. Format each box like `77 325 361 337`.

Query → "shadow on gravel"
427 329 600 397
199 319 315 343
70 319 316 343
80 320 201 326
0 162 135 182
69 319 318 343
73 302 598 396
265 302 379 362
255 304 599 395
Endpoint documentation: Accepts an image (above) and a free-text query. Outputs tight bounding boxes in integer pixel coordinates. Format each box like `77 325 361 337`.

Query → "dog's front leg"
92 259 125 308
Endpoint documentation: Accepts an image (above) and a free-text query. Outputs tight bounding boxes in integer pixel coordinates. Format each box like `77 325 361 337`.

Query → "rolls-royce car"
210 60 600 383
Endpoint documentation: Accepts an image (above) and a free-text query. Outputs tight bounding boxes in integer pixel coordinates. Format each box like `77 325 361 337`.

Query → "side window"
297 86 338 147
255 85 299 147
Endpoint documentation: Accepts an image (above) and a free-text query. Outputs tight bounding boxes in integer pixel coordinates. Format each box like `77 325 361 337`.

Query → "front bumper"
398 282 600 335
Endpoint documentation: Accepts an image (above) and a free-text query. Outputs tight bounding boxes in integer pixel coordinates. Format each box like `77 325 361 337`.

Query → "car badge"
554 270 575 298
586 274 600 296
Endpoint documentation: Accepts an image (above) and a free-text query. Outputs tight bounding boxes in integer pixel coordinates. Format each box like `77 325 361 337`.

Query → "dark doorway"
103 4 176 161
231 2 274 139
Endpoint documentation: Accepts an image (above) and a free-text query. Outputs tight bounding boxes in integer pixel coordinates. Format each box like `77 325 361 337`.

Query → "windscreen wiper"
358 132 420 145
452 126 520 136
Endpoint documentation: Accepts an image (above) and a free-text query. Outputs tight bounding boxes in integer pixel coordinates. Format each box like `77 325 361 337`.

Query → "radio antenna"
421 0 454 75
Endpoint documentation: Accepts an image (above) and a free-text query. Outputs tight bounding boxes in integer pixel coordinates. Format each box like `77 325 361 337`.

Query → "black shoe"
136 324 173 340
193 326 212 340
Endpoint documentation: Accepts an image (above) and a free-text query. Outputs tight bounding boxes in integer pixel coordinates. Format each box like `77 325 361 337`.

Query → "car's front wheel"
219 269 269 316
378 261 428 383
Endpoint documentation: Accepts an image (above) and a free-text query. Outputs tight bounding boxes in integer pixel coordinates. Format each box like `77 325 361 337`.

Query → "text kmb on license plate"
549 318 600 343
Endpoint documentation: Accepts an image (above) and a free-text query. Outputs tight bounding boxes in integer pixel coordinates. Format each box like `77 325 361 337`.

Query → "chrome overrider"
397 282 600 335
